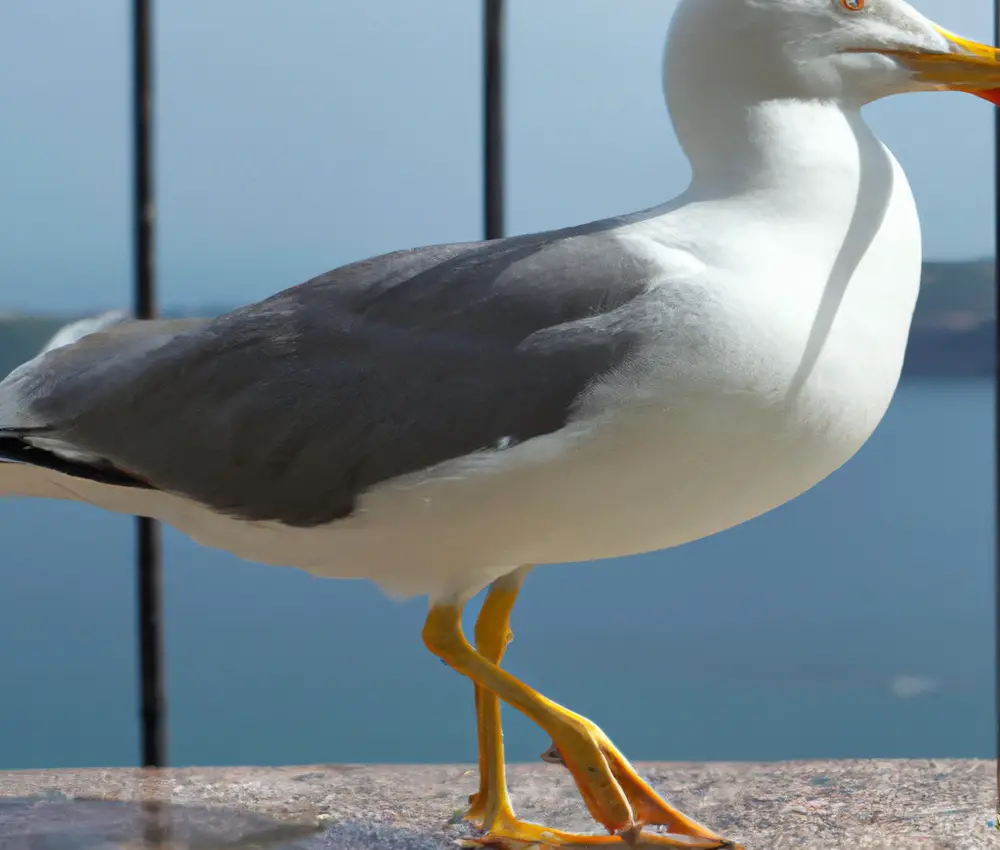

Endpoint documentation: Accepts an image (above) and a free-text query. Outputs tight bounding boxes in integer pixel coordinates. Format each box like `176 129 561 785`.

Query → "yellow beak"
865 27 1000 105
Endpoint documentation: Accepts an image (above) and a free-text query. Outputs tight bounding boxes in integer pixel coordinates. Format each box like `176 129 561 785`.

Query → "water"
0 380 993 770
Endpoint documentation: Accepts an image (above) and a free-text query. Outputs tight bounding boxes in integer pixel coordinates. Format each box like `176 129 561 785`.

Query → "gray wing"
0 219 660 527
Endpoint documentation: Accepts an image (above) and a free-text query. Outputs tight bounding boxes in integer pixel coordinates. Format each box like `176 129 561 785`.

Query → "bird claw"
618 825 643 846
540 743 565 765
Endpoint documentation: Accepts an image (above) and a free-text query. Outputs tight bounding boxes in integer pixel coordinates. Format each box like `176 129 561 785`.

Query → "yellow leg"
424 601 736 850
465 568 528 829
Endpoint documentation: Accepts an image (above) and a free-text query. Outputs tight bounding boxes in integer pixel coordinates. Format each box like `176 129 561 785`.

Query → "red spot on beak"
974 88 1000 107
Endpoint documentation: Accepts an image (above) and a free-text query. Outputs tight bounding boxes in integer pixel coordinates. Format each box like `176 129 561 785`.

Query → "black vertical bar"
995 0 1000 826
484 0 506 240
132 0 166 768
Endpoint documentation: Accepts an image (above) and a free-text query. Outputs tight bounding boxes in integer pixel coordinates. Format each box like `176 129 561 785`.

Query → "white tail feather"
0 310 131 456
38 310 130 355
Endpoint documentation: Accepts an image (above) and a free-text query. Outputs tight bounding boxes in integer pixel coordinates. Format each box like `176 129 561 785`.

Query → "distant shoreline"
904 322 995 377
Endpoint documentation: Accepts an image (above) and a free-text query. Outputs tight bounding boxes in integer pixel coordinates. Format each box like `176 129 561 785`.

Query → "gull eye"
840 0 865 9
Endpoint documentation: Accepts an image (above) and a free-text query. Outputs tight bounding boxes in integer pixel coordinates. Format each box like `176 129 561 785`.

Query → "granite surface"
0 760 996 849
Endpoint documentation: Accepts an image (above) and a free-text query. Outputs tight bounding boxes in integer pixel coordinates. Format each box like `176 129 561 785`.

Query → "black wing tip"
0 436 154 491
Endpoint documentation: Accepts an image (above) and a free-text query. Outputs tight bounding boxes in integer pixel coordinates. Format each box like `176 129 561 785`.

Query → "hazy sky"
0 0 996 313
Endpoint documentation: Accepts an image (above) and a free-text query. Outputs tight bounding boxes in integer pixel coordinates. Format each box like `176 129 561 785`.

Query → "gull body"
0 4 926 602
0 104 920 602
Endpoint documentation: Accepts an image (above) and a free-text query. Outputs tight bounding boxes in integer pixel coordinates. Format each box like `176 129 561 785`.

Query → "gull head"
665 0 1000 108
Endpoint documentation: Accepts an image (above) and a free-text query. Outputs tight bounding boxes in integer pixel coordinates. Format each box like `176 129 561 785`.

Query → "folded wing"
0 221 658 527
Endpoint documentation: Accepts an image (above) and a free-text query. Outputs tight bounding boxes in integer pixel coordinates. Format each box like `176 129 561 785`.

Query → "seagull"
2 0 999 847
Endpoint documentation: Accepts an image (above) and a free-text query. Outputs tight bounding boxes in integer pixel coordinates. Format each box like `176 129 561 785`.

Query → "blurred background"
0 0 994 770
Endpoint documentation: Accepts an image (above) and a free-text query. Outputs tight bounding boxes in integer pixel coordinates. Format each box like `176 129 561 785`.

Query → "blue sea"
0 379 993 771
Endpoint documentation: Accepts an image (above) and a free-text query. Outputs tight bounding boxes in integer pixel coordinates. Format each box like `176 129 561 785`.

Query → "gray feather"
0 217 661 527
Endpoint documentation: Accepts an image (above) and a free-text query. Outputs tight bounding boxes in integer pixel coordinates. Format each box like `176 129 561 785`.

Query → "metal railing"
993 0 1000 825
128 0 508 768
131 0 165 771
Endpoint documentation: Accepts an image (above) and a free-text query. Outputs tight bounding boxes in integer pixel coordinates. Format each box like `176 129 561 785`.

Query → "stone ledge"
0 759 996 849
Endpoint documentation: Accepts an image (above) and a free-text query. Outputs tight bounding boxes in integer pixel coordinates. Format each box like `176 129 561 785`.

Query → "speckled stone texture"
0 760 996 849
